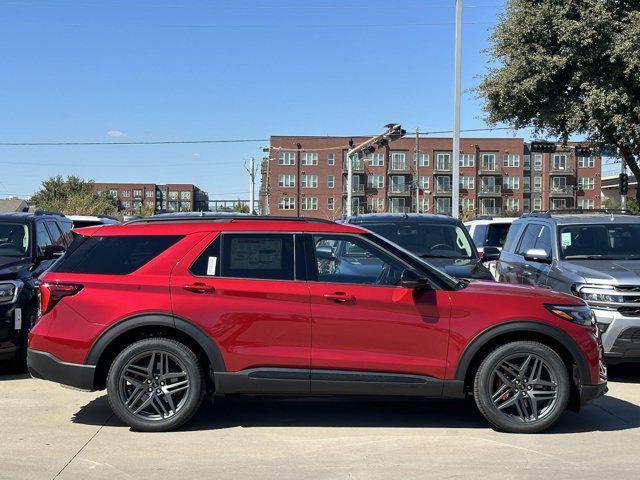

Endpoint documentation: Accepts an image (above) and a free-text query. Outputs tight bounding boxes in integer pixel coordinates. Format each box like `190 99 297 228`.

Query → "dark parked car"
341 214 498 280
0 211 72 369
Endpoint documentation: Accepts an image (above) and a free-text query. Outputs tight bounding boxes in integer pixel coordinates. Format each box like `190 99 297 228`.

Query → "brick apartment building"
260 136 602 219
93 182 209 215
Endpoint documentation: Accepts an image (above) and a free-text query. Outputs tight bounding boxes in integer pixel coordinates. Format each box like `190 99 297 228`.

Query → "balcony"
389 162 411 173
342 159 365 173
342 184 365 196
389 206 411 214
388 184 412 196
550 185 574 196
479 184 502 196
550 164 575 175
435 185 453 195
479 206 502 216
434 164 453 174
479 164 500 175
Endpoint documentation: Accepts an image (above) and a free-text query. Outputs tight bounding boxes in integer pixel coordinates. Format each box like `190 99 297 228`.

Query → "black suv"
341 213 498 280
0 211 72 369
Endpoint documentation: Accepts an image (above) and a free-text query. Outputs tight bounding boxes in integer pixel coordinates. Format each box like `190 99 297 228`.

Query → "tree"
31 175 118 216
136 202 155 217
479 0 640 204
232 199 250 213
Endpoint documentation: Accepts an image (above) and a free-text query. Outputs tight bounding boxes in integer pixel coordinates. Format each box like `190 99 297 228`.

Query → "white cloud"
192 153 201 157
106 130 127 137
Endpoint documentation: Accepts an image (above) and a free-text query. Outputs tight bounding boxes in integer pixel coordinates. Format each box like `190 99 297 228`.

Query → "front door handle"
323 292 355 303
183 283 216 294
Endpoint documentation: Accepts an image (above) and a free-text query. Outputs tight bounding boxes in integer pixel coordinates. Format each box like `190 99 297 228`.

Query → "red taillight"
38 283 83 317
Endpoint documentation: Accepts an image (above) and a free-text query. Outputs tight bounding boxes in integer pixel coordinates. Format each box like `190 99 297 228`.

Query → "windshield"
361 222 477 260
559 224 640 260
486 223 511 248
0 223 30 258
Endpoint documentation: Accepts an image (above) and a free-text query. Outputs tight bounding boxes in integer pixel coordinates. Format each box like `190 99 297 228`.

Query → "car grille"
579 284 640 316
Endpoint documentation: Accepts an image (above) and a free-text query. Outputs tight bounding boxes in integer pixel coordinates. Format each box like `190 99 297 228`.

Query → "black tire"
473 341 570 433
106 338 204 432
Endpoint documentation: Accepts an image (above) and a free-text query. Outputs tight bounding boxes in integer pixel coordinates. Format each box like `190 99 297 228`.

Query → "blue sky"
0 0 531 200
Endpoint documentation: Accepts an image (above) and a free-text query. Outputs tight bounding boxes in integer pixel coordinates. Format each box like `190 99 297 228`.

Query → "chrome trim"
0 280 23 305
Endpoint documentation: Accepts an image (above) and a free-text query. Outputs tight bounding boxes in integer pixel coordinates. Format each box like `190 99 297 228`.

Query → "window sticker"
561 232 572 248
229 238 282 270
206 256 217 276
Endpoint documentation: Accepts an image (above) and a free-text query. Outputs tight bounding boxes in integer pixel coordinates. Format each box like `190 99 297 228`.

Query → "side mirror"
400 269 431 289
481 246 501 262
38 244 65 261
524 248 552 265
316 246 335 261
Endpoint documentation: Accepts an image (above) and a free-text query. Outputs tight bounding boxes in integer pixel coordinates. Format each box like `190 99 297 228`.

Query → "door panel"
170 232 311 374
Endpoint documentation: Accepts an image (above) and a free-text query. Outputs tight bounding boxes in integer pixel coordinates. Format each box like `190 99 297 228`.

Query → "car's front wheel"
473 341 570 433
106 338 204 432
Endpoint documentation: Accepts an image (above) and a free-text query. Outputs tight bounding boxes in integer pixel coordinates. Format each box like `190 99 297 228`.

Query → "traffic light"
530 141 557 153
620 173 629 195
385 124 406 142
575 146 591 157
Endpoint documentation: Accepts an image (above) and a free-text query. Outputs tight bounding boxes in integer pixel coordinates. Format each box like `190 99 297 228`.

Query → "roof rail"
124 214 335 225
522 208 635 218
34 210 65 217
473 215 494 220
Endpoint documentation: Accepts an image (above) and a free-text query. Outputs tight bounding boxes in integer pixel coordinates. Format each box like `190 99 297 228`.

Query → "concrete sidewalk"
1 365 639 480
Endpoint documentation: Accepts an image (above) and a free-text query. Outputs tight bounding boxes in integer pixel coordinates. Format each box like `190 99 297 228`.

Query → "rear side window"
486 223 511 248
45 221 66 247
221 234 294 280
50 235 182 274
503 223 524 252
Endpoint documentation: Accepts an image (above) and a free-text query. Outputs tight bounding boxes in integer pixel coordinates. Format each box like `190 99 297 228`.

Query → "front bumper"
27 349 95 391
594 308 640 361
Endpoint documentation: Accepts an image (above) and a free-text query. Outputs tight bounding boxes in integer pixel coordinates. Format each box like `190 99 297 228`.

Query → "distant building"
0 198 29 212
261 135 602 218
601 174 638 207
93 183 209 215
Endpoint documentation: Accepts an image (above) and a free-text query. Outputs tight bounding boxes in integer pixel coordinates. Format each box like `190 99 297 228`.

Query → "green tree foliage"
479 0 640 202
233 199 250 213
136 202 155 217
31 175 118 216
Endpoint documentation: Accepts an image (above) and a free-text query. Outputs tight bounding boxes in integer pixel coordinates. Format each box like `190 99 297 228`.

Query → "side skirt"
215 368 465 398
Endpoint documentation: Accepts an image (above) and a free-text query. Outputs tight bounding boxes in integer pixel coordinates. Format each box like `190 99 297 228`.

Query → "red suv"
28 216 606 433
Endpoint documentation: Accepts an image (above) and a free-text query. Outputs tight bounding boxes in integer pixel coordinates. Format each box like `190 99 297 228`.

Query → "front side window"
0 223 30 257
516 224 551 256
45 221 66 247
222 234 294 280
311 235 406 286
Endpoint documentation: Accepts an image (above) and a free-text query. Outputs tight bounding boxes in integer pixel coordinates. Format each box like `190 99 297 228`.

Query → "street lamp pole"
452 0 463 218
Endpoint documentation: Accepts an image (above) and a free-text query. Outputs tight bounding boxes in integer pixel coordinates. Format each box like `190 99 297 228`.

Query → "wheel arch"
454 321 590 393
86 313 226 390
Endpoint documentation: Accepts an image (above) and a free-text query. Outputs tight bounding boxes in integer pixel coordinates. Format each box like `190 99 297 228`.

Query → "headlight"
579 291 626 303
544 304 595 326
0 282 19 304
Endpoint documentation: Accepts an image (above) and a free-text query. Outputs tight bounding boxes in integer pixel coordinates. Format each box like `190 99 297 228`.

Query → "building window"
523 198 531 213
461 197 474 212
122 200 130 208
278 152 295 165
480 198 496 215
436 176 452 193
327 153 335 166
523 177 531 192
180 201 191 211
327 197 334 210
533 153 543 171
503 176 520 190
367 197 385 212
389 197 406 213
367 175 384 188
436 153 452 171
459 154 475 167
533 198 542 211
503 154 520 167
168 191 179 200
552 154 569 170
133 189 142 197
390 152 408 171
301 174 318 188
180 191 191 199
301 197 318 210
578 177 595 190
122 190 131 197
552 176 568 189
301 152 318 166
414 196 430 212
109 189 118 197
145 190 154 198
460 176 475 189
504 198 520 212
435 197 452 215
278 197 295 210
413 153 430 167
145 200 154 207
481 153 497 171
278 174 295 187
578 199 595 209
577 156 595 168
327 175 335 188
552 198 567 210
533 177 542 192
367 153 384 166
524 155 531 170
418 176 429 189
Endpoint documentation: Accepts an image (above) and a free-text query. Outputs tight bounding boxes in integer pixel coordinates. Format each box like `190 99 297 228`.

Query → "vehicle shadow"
72 393 640 434
0 363 30 380
606 363 640 383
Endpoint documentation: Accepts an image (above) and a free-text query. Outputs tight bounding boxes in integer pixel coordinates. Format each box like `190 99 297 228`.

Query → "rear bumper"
27 349 95 391
580 383 608 407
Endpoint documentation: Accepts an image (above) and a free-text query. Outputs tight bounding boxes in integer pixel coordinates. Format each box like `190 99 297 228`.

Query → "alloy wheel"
117 350 191 421
490 353 559 423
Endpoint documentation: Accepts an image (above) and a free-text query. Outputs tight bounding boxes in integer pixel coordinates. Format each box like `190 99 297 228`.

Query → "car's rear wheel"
473 341 569 433
106 338 204 432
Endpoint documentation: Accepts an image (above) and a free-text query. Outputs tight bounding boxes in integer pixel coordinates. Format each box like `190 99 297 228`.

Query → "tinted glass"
35 222 53 251
516 224 542 255
45 221 66 247
361 222 476 260
534 225 553 254
221 234 294 280
50 235 182 274
58 221 74 245
503 223 524 253
190 235 221 276
486 223 511 248
311 234 405 286
558 224 640 260
471 224 487 246
0 222 30 257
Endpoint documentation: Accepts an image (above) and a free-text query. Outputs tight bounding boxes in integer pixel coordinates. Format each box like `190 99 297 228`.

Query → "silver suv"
496 210 640 363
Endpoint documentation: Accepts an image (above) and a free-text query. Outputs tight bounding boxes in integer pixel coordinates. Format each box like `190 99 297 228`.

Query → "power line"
0 138 268 146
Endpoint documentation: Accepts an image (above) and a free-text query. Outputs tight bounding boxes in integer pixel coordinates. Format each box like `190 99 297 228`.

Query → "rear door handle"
323 292 355 303
183 283 216 294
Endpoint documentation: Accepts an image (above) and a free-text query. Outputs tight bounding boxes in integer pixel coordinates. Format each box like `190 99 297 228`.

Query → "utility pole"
415 127 420 213
296 143 302 217
621 156 628 211
244 156 257 214
264 155 271 215
346 124 406 217
452 0 463 218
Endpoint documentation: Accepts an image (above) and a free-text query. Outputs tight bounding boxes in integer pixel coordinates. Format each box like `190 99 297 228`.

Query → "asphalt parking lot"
1 365 639 480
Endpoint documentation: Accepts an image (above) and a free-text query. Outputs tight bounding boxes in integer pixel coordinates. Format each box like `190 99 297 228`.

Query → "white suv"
465 216 517 277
